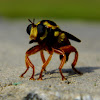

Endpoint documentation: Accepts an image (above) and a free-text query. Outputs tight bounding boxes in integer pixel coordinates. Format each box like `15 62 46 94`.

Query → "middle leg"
40 50 47 72
38 49 54 80
54 49 66 80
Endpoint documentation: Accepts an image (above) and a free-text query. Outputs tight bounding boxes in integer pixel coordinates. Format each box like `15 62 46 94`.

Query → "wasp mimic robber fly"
20 19 82 80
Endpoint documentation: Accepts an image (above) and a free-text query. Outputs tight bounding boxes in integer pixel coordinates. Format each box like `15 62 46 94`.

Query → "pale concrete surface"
0 19 100 100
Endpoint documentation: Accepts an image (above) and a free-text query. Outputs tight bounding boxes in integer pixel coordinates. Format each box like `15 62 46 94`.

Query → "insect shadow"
35 66 100 80
63 66 100 76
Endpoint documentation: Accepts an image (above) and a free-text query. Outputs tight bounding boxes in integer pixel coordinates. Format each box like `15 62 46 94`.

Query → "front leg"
20 45 42 80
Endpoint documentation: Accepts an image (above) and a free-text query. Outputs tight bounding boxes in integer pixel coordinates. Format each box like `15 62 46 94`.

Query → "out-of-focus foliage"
0 0 100 20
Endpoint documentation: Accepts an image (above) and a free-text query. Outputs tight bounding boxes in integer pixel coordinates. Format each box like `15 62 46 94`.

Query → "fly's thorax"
43 21 59 29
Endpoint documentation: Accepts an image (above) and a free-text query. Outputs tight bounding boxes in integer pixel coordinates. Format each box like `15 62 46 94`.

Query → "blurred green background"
0 0 100 21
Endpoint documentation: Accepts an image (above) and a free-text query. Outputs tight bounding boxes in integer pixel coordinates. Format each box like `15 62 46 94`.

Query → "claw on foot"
37 77 43 80
78 72 83 75
29 77 35 80
20 75 24 78
62 77 67 81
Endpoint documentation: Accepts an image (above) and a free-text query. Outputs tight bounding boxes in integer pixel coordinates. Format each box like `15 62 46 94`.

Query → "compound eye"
26 24 32 35
37 24 46 37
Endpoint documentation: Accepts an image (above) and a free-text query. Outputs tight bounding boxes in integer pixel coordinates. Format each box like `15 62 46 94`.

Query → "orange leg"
38 49 54 80
40 50 46 63
20 61 29 78
40 50 46 72
59 45 82 75
20 45 42 80
54 49 66 80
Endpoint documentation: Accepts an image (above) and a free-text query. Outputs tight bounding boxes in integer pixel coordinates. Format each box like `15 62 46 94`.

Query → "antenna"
33 18 35 23
28 19 35 26
28 19 33 24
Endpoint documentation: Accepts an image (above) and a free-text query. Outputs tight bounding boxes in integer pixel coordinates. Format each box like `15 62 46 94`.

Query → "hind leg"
59 45 82 75
60 52 69 62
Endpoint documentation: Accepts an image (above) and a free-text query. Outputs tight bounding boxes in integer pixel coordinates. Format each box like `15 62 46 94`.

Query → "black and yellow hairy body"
27 20 81 60
20 19 82 80
27 20 80 48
